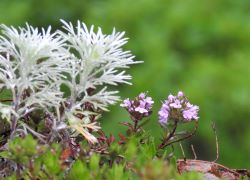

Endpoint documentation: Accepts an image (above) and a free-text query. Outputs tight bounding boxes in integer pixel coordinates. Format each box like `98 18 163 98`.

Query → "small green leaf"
106 164 128 180
170 156 177 170
90 154 100 171
42 150 61 175
125 137 137 160
67 160 89 180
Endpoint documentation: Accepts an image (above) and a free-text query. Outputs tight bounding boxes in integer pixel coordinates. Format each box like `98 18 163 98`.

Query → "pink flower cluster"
120 93 154 120
158 91 199 126
121 91 199 126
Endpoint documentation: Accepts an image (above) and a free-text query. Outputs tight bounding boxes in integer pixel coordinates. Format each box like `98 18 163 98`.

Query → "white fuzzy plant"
0 20 139 144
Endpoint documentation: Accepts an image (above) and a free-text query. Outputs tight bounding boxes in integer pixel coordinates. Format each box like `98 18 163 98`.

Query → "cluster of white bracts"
0 20 138 143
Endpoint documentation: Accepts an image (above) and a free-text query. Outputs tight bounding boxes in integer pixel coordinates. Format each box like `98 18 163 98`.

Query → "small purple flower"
120 92 154 120
138 93 146 99
158 91 199 126
135 107 148 113
120 98 133 112
169 99 182 108
177 91 184 97
183 103 199 121
159 104 169 125
168 94 175 101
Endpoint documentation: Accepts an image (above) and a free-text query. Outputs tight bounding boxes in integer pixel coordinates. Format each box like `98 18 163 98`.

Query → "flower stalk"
158 120 178 149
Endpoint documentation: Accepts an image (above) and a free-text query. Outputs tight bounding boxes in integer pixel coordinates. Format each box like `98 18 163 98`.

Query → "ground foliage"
0 130 204 179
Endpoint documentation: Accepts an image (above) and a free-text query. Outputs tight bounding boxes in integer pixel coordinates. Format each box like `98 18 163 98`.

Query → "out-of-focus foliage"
0 135 203 179
0 0 249 168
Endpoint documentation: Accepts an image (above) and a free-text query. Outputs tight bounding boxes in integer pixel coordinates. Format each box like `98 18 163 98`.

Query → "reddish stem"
163 121 198 147
158 121 178 149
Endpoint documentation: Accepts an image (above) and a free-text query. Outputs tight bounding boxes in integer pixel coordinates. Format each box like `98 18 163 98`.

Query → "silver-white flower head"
0 20 140 144
59 20 141 110
56 20 140 142
0 23 67 116
0 24 68 91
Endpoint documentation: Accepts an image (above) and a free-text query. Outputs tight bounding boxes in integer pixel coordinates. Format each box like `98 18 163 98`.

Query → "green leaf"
67 160 89 180
6 175 16 180
125 137 137 160
42 150 61 175
105 164 128 180
90 154 100 171
169 156 177 170
0 150 10 159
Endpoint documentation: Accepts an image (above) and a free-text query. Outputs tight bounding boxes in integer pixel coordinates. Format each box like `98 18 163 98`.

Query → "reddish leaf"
107 134 115 146
119 122 133 129
60 148 73 162
118 133 127 144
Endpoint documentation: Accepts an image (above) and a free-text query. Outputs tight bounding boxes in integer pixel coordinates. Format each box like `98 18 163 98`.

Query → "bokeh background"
1 0 249 169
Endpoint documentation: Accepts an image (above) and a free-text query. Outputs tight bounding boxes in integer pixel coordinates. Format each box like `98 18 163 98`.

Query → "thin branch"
133 120 138 133
179 143 186 161
162 121 198 147
0 99 13 102
130 115 139 133
98 151 125 160
10 87 18 139
21 123 46 143
211 122 219 162
158 121 178 149
191 144 197 160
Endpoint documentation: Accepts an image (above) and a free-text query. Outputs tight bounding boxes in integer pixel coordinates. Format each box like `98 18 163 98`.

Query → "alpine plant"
120 92 154 121
0 20 138 144
158 91 199 126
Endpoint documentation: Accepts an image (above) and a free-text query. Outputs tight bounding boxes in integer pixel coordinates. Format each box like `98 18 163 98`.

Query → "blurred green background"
1 0 249 169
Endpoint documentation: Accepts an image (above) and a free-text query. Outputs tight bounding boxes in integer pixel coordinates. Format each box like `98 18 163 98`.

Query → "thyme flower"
158 91 199 126
121 92 154 120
